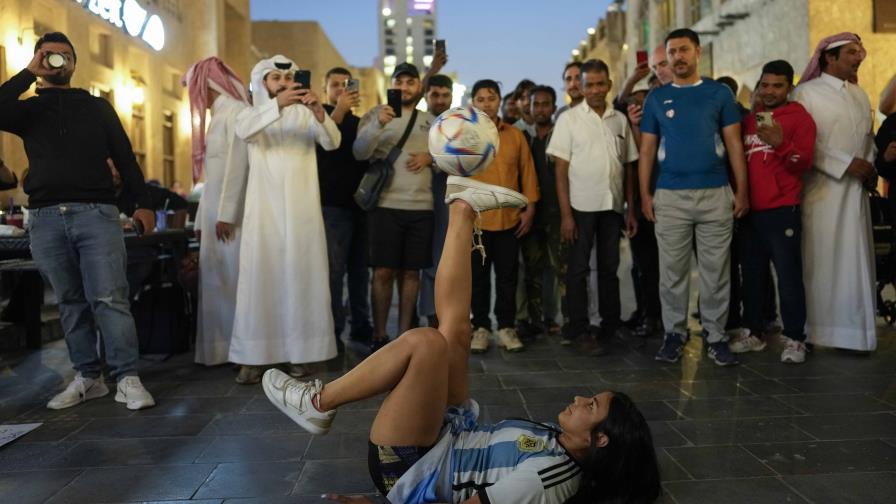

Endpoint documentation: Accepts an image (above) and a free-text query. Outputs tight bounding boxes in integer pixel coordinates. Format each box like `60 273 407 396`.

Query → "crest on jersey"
517 435 545 453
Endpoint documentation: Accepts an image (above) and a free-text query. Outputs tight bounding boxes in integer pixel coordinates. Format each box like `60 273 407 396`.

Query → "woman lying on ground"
262 176 662 504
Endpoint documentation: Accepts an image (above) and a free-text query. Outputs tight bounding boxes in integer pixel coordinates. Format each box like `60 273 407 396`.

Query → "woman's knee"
399 327 449 356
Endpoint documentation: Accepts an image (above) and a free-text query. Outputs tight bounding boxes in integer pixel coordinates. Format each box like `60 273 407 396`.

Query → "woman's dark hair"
570 392 661 504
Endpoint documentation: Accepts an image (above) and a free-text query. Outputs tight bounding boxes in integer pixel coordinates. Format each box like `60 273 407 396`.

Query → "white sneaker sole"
445 177 528 208
47 382 110 410
114 391 156 410
262 370 331 435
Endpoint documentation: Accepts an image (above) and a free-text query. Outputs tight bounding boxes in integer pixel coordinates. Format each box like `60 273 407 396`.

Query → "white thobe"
794 72 877 351
194 95 249 365
227 98 341 365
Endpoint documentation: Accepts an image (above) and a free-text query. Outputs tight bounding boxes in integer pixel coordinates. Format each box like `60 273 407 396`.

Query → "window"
386 38 394 46
385 28 394 36
385 47 395 55
162 110 175 186
131 103 146 172
424 29 434 37
91 31 114 68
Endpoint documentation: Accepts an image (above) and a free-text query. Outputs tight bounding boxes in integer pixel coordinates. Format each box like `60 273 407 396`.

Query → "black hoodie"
0 69 150 209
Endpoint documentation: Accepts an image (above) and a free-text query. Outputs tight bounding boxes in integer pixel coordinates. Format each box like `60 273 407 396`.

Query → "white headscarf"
250 54 298 106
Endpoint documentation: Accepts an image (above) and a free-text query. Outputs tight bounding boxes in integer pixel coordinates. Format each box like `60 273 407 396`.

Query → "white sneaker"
115 376 156 410
471 327 491 353
262 369 335 435
47 373 109 410
445 176 528 213
729 330 767 354
781 338 807 364
497 328 524 352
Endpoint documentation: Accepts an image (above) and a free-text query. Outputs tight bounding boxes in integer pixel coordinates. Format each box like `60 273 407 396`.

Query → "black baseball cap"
391 63 420 80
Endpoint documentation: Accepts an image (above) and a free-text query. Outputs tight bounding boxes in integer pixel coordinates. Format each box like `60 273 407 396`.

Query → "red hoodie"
742 101 816 211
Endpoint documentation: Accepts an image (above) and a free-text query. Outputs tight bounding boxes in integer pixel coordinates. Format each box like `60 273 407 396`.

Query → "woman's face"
558 391 613 438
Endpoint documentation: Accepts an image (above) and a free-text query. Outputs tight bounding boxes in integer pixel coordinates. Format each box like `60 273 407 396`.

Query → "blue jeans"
418 171 448 318
741 206 806 341
28 203 138 379
323 206 371 337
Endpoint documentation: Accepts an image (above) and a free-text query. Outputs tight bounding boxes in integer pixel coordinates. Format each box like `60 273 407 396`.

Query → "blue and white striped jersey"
387 401 582 504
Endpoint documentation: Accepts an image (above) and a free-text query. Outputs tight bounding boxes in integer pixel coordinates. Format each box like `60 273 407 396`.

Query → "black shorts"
368 207 434 270
367 441 431 495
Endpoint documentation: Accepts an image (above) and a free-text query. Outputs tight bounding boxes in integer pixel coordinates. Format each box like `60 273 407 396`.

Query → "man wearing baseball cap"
353 63 435 352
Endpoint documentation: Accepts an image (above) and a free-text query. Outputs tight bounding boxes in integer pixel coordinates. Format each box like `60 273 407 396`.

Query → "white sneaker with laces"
781 338 807 364
47 373 109 410
115 376 156 410
729 330 767 354
263 369 335 435
471 327 491 353
445 176 528 213
497 328 524 352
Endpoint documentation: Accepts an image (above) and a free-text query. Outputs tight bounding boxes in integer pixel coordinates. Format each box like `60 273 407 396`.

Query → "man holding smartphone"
227 55 341 383
737 60 816 363
317 67 372 352
353 63 435 351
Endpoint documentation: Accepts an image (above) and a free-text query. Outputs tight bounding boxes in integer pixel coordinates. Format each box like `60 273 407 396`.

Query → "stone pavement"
0 323 894 503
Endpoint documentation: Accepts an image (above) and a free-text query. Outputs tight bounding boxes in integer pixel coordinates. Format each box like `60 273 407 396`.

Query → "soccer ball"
429 105 499 177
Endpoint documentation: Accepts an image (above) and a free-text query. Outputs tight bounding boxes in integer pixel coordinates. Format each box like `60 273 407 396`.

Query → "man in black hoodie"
0 32 156 410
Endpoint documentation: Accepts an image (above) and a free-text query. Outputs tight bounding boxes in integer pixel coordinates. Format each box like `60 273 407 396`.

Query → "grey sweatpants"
653 186 734 343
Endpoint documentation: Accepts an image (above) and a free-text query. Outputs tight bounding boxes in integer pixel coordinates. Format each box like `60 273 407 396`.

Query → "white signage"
72 0 165 51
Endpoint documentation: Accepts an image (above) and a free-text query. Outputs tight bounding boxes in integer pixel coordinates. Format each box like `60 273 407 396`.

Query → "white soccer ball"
429 105 499 177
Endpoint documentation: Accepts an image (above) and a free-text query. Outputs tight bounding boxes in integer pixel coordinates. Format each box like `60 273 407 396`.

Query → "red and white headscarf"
800 32 865 84
182 57 250 183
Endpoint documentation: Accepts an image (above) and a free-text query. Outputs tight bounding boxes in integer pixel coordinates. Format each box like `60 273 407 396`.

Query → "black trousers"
566 210 622 335
471 229 519 330
629 217 661 320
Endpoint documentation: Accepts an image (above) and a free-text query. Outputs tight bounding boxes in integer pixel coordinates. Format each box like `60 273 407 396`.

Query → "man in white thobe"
183 57 250 366
794 33 877 352
226 55 341 383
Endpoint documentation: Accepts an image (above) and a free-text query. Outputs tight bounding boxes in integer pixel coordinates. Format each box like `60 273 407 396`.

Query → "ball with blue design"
428 105 499 177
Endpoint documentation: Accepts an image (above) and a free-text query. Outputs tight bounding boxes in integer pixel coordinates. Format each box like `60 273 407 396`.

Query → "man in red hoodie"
733 60 817 363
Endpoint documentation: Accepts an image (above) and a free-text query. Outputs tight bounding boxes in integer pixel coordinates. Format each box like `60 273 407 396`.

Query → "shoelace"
283 379 318 414
472 212 486 265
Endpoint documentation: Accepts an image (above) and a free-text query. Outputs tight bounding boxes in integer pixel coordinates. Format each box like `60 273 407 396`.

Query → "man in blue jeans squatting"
0 32 156 409
637 28 750 367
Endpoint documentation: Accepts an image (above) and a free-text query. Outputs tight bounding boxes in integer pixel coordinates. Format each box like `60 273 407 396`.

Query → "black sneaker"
655 333 686 363
707 341 739 366
350 325 373 343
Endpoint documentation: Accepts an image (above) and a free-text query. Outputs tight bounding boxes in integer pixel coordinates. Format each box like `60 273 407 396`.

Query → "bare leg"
316 201 477 445
435 202 475 406
397 269 420 334
371 267 395 340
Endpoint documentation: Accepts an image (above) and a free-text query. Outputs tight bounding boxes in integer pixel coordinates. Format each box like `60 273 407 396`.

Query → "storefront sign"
72 0 165 51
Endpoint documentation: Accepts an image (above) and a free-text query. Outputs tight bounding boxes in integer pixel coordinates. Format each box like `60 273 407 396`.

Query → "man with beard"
418 74 454 328
228 55 341 383
0 32 156 409
555 62 583 119
639 29 749 367
501 92 521 124
794 33 877 353
354 63 435 351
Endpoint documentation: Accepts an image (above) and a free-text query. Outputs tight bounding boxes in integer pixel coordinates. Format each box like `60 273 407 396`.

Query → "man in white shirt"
548 59 638 354
794 33 877 352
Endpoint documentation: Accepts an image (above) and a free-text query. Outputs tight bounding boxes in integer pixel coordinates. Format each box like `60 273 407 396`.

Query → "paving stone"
663 477 808 504
43 464 216 503
744 439 896 475
783 472 896 504
193 462 303 499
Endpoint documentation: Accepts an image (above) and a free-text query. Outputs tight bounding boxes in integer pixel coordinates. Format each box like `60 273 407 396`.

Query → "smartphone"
626 95 641 107
756 111 773 126
435 39 446 54
293 70 311 89
636 50 648 66
346 78 360 93
387 88 402 118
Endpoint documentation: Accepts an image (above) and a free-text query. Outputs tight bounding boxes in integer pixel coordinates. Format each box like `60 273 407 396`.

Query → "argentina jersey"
448 419 582 503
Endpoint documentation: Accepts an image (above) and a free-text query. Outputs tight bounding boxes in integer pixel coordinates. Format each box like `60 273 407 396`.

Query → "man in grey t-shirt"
353 63 435 351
